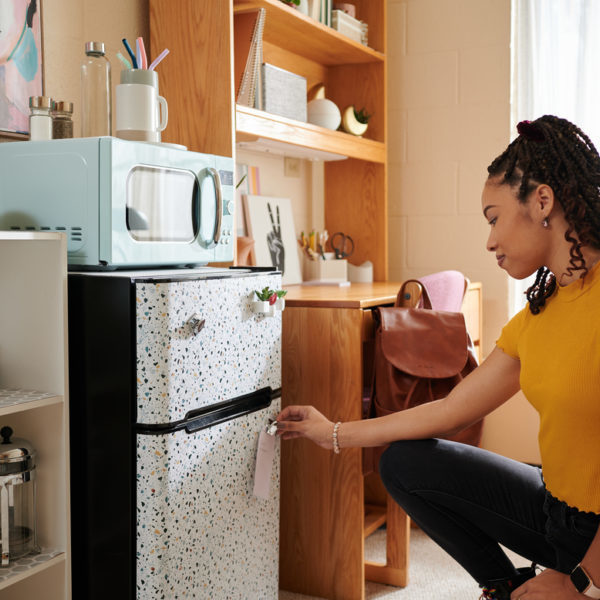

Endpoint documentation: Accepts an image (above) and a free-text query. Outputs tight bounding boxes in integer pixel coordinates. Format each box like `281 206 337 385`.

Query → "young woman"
276 115 600 600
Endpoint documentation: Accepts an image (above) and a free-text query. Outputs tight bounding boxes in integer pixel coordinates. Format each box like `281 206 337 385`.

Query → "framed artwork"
244 194 302 285
0 0 44 135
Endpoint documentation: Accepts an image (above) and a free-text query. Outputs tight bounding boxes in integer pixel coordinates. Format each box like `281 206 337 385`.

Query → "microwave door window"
126 165 197 242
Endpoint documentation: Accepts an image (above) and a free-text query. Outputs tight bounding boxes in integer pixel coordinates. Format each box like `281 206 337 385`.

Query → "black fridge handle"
136 387 282 436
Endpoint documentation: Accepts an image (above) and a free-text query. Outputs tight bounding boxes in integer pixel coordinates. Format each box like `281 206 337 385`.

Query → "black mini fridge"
67 268 282 599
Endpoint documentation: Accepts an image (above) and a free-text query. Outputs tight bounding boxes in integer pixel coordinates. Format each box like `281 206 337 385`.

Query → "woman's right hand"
275 405 334 450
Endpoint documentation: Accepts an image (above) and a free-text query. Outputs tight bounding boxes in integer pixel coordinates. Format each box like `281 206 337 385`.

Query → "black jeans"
379 439 600 585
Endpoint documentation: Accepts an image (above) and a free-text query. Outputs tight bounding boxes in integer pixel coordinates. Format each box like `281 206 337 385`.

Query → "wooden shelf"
236 104 386 163
150 0 388 276
233 0 384 63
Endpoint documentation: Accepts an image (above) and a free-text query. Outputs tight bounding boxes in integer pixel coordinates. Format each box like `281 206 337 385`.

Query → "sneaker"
478 564 537 600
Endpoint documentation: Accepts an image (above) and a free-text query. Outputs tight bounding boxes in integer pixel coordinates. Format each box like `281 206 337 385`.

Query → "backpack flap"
378 307 469 378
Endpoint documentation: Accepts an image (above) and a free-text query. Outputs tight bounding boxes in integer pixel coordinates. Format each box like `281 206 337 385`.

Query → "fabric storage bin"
262 63 307 122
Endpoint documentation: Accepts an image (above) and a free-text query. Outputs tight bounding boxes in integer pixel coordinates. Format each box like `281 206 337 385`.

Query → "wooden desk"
279 282 482 600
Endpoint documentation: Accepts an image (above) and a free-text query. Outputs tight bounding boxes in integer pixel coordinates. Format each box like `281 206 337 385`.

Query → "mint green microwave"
0 137 235 269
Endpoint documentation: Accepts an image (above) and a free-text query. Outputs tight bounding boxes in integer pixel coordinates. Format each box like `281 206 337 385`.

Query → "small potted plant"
252 287 288 316
341 106 372 136
279 0 309 14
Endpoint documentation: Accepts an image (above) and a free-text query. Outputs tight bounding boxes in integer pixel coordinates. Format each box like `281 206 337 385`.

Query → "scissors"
330 231 354 259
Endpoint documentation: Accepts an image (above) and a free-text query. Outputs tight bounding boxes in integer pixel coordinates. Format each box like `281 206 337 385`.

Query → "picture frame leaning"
243 194 302 285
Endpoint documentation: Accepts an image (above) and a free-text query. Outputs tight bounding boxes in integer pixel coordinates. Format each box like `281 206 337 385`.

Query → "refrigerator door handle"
136 387 282 435
186 313 206 335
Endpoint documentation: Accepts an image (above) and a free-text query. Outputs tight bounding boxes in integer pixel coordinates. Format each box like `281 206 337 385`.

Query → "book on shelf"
234 8 266 108
307 0 320 21
315 0 330 26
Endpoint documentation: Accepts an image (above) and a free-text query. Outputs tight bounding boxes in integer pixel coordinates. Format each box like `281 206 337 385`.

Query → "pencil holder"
303 257 348 283
116 69 168 142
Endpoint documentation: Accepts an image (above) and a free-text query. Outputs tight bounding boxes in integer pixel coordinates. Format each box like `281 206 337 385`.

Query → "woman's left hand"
511 569 583 599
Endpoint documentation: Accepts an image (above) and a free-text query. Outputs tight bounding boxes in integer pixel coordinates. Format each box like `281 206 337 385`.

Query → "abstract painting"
0 0 43 134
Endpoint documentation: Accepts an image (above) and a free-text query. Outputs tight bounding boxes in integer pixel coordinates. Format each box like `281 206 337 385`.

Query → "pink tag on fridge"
253 429 276 499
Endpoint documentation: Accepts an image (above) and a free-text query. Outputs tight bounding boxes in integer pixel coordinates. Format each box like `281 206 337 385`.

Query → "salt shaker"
29 96 53 140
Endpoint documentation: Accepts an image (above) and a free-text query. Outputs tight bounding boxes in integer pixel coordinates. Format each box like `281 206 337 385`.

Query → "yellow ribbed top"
497 260 600 513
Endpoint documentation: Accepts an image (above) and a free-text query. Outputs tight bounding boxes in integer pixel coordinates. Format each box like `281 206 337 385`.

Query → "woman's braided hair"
487 115 600 314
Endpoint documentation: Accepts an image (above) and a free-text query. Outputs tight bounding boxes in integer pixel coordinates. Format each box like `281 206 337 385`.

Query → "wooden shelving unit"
150 0 388 279
0 232 71 600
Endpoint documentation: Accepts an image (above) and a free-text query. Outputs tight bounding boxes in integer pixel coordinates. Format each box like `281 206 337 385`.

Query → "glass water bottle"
81 41 112 137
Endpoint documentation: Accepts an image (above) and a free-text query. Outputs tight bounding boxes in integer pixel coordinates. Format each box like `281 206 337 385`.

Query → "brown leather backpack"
366 280 482 470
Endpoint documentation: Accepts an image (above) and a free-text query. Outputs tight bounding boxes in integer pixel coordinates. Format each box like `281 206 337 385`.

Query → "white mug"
116 70 168 143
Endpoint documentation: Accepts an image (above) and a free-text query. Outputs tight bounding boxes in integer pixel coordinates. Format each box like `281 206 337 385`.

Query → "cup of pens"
116 38 169 143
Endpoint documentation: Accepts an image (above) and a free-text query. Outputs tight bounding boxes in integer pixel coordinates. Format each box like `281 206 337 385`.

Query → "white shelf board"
0 549 64 590
0 390 62 417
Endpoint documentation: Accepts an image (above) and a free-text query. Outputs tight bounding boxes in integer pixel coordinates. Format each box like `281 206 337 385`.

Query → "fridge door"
136 396 281 599
135 271 282 598
135 273 282 424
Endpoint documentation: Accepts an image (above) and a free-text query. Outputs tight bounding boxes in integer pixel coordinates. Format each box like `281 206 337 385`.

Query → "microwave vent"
7 225 84 246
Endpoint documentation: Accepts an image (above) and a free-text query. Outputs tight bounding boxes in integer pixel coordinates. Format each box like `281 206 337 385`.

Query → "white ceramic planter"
252 297 285 316
252 300 274 316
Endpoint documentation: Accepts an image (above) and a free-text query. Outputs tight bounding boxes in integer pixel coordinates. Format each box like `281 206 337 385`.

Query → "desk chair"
363 270 470 587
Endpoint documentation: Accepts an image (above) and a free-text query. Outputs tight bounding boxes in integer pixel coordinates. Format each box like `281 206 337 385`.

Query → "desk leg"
364 497 410 587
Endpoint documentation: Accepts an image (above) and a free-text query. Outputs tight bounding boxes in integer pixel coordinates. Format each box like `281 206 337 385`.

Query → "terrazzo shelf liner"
0 389 56 409
0 548 63 582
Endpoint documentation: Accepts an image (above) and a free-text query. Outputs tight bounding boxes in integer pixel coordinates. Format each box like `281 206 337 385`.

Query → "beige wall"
42 0 148 136
386 0 540 463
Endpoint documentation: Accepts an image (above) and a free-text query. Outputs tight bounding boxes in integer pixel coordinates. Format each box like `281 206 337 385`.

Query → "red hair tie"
517 120 545 142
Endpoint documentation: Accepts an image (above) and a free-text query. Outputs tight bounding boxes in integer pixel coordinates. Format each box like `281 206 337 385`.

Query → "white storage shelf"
0 232 70 600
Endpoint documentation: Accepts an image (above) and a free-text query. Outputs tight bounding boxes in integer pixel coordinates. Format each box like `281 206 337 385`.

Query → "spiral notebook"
234 8 266 108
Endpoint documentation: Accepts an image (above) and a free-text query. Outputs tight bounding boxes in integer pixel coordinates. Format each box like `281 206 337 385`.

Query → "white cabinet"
0 232 70 599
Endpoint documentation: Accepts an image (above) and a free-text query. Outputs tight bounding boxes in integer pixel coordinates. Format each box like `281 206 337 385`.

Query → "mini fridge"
67 267 282 599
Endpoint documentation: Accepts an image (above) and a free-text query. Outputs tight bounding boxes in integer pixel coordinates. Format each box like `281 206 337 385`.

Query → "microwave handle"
197 167 223 249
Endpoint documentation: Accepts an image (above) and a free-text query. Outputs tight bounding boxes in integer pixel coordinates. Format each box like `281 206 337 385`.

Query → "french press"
0 426 38 566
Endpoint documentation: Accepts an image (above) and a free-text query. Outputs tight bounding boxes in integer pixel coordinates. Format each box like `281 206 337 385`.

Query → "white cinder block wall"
387 0 541 463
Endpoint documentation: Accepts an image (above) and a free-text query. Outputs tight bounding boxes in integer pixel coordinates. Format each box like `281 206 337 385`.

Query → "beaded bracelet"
332 421 341 454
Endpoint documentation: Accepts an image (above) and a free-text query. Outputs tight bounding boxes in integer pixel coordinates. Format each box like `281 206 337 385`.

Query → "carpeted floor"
279 527 529 600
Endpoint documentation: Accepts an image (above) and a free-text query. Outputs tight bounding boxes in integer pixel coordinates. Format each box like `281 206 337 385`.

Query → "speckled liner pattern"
135 274 281 599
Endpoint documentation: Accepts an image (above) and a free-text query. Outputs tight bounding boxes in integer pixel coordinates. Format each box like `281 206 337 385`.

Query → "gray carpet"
279 527 529 599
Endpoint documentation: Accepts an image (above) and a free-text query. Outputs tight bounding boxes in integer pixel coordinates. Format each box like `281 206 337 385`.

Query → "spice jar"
28 96 53 141
52 101 74 139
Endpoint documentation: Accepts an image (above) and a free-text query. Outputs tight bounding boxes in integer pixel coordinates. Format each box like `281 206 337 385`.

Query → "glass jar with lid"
0 426 38 566
52 100 74 139
29 96 53 141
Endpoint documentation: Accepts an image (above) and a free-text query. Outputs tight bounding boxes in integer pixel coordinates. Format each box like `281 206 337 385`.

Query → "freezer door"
136 398 281 599
135 273 282 424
